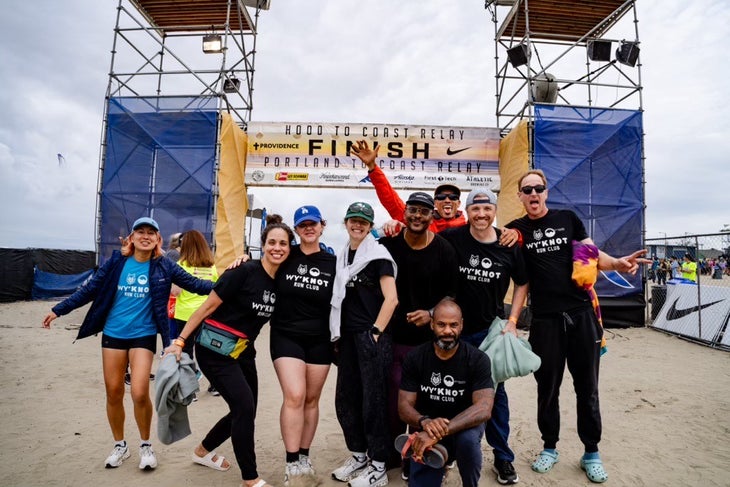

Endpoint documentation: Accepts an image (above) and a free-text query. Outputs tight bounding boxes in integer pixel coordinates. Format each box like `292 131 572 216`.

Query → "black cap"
405 192 435 209
434 184 461 198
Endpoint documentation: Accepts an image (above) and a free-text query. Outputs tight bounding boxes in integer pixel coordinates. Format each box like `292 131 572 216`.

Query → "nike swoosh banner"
652 282 730 342
244 122 500 190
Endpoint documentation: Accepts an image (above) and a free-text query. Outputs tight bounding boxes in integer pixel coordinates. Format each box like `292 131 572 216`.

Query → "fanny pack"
196 319 249 359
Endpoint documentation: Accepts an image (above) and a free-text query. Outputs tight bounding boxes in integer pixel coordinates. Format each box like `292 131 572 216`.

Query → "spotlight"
587 40 612 62
223 77 241 93
616 41 640 67
531 73 558 103
202 34 223 54
507 44 530 68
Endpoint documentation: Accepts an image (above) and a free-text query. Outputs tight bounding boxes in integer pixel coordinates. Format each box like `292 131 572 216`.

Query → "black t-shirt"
210 260 276 341
271 246 336 336
379 233 458 345
506 209 590 316
440 225 528 336
400 342 493 420
341 249 395 333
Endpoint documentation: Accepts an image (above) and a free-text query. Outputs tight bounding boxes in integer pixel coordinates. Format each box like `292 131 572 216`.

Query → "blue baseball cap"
293 206 323 226
132 217 160 231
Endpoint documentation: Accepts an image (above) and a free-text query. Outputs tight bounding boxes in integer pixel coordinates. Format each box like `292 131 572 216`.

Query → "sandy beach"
1 299 729 487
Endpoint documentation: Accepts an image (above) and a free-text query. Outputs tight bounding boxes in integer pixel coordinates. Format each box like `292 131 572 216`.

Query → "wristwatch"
370 326 382 335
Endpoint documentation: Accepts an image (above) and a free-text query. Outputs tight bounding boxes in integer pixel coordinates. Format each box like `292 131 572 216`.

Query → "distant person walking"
42 217 213 471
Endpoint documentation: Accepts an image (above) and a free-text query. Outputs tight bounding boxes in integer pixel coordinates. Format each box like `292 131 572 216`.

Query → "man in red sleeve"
351 140 467 232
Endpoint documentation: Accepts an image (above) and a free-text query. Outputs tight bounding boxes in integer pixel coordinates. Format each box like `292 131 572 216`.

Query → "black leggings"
196 343 259 480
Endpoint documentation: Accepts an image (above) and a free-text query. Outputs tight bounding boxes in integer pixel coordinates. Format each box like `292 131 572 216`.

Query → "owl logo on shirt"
431 372 442 386
126 273 136 285
469 255 480 267
297 264 308 275
533 229 543 241
263 290 271 303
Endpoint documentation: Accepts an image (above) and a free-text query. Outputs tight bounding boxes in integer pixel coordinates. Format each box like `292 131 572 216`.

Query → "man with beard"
377 191 459 478
440 187 528 485
398 298 494 487
502 169 649 483
351 140 466 232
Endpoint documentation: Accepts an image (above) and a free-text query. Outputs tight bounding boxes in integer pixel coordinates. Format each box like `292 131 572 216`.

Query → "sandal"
580 456 608 483
531 449 559 473
394 433 448 469
192 450 230 471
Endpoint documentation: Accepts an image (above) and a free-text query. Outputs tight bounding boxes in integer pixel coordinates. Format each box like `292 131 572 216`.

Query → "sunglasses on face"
406 206 433 216
520 185 547 195
347 202 374 218
434 193 459 201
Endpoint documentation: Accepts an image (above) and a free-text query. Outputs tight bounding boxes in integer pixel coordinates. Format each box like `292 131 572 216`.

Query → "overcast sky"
1 0 728 251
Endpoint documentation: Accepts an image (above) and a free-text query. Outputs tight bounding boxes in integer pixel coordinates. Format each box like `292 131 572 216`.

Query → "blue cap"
132 217 160 231
293 206 323 226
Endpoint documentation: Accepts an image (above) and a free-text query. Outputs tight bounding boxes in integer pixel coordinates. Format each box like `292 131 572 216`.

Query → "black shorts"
101 334 157 353
269 327 333 365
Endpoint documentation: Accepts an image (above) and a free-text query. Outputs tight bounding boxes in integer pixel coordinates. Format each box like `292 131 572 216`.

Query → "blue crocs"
531 449 559 473
580 455 608 483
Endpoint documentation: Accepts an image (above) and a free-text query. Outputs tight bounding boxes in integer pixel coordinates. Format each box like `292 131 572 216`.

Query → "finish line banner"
244 122 501 190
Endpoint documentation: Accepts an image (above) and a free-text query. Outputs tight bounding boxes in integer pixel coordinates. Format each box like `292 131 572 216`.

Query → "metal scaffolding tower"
486 0 643 134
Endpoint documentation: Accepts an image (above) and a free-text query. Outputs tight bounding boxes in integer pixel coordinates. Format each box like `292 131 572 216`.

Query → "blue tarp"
534 104 644 298
99 96 218 262
31 267 94 300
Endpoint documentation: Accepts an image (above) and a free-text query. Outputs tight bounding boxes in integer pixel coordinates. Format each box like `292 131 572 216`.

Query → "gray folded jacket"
478 317 541 384
154 352 199 445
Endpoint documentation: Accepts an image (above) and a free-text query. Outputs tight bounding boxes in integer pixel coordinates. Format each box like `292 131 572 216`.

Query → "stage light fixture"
531 73 558 103
587 40 612 62
507 44 530 68
223 77 241 93
203 34 223 54
616 41 640 67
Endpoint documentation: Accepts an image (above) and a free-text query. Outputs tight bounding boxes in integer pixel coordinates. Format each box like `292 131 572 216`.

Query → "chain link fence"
645 233 730 350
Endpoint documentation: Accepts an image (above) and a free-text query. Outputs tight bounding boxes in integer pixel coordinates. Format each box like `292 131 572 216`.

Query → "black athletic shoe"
124 373 131 386
493 459 519 485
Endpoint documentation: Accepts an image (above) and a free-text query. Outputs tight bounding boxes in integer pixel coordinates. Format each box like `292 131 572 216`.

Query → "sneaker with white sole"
348 464 388 487
139 444 158 470
299 455 315 476
284 461 302 485
105 443 130 468
493 459 519 485
332 455 368 482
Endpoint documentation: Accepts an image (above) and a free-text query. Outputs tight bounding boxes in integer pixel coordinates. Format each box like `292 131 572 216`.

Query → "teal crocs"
531 449 559 473
580 456 608 483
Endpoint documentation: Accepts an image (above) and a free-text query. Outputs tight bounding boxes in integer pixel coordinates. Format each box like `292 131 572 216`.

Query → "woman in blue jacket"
42 217 213 472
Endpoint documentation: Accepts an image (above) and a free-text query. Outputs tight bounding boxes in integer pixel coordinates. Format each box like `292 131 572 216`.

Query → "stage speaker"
507 44 530 67
587 40 612 62
531 73 558 103
616 41 640 67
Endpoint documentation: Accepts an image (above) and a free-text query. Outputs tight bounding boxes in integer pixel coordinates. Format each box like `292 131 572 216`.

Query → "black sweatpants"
196 343 259 480
529 306 602 452
335 330 392 462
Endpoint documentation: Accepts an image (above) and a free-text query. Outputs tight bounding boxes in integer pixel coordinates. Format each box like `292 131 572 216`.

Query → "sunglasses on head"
347 202 374 217
434 193 459 201
520 185 546 195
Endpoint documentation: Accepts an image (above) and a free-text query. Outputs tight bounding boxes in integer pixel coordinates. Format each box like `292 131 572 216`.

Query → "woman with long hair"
42 217 214 471
171 230 218 385
270 206 336 484
166 215 293 487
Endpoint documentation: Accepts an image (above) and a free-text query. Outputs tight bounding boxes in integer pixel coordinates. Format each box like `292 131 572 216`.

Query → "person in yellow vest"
681 254 698 282
172 230 219 394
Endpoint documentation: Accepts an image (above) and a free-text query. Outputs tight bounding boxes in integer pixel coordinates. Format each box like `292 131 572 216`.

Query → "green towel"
478 317 542 384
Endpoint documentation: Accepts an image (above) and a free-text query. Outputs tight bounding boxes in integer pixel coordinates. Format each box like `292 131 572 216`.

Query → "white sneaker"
284 461 302 485
139 444 158 470
348 464 388 487
105 443 130 468
299 455 315 476
332 455 368 482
